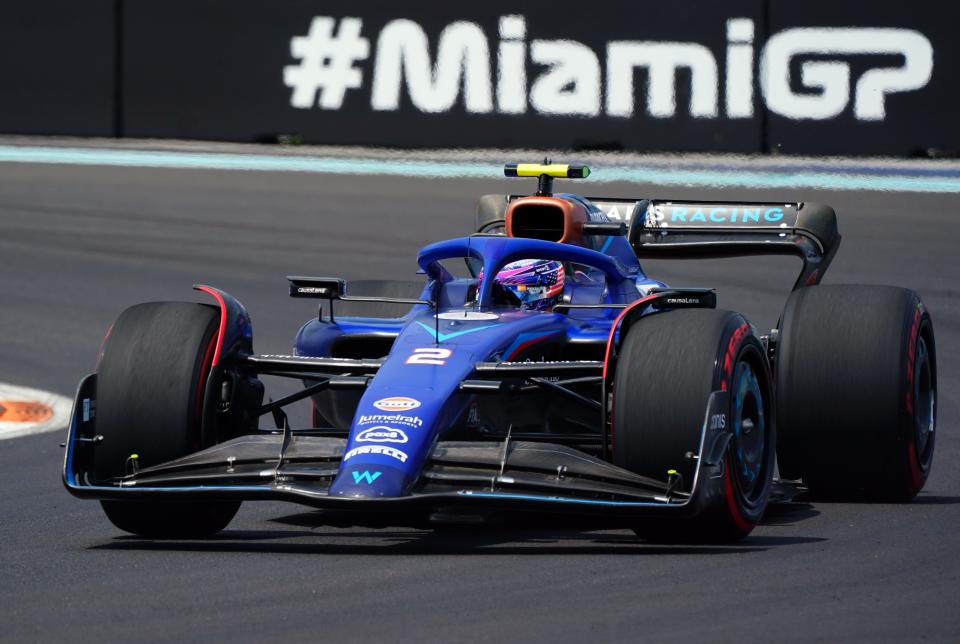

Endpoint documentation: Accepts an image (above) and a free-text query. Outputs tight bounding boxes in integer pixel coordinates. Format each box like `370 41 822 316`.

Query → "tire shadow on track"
908 495 960 505
759 502 820 525
88 528 825 556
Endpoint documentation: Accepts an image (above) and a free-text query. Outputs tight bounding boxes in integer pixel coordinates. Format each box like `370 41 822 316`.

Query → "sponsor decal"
709 413 727 430
720 323 751 392
592 202 640 223
645 205 793 227
351 470 382 484
344 445 408 463
283 15 932 123
357 413 423 429
356 426 408 443
373 396 421 412
406 347 452 365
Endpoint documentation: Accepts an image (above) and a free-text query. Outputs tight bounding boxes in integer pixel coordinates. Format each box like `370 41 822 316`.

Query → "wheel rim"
732 360 765 501
480 223 505 235
914 334 935 467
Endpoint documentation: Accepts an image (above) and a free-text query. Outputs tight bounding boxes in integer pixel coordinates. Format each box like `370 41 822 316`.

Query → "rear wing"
589 199 840 291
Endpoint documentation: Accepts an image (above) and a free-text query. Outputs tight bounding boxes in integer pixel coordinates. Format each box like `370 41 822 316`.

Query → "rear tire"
613 309 775 543
95 302 240 537
776 285 936 500
475 194 508 234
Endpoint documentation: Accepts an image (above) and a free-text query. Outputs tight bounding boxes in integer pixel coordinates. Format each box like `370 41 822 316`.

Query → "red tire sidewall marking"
904 305 925 494
907 441 924 493
719 322 749 393
724 453 755 534
905 306 920 416
195 334 218 421
195 285 228 367
721 320 757 533
602 295 659 381
191 333 219 451
96 323 114 370
603 294 659 456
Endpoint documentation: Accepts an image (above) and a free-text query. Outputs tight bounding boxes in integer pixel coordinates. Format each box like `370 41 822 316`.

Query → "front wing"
64 374 736 527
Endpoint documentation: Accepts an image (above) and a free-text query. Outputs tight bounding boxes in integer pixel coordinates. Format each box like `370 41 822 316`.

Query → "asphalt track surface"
0 160 958 642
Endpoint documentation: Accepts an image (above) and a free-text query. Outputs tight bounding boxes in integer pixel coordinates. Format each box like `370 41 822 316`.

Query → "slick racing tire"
475 194 508 234
95 302 240 537
613 309 775 543
101 500 240 539
776 285 936 501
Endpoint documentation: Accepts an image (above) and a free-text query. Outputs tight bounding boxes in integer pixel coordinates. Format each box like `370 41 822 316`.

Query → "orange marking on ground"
0 400 54 423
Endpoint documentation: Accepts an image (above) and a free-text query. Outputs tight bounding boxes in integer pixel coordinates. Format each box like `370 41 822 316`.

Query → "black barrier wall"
0 0 116 137
1 0 958 155
765 3 959 156
122 0 765 152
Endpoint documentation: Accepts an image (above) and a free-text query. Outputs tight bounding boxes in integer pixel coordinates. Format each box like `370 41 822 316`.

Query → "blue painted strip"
502 330 559 361
2 145 960 193
68 482 275 493
415 320 496 342
459 490 681 508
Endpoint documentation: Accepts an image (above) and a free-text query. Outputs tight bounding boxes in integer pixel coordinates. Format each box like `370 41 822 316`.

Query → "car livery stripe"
602 294 661 381
503 331 561 361
194 285 228 367
457 491 684 508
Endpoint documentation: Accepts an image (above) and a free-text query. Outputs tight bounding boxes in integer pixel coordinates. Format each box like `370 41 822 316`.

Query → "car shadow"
910 494 960 505
90 520 826 556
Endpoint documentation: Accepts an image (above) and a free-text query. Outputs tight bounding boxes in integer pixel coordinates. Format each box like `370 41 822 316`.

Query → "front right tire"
95 301 241 537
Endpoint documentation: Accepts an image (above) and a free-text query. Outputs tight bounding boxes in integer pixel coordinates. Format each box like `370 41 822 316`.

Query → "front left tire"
612 308 776 542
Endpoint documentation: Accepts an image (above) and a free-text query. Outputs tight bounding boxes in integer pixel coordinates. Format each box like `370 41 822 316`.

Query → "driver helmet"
488 259 565 311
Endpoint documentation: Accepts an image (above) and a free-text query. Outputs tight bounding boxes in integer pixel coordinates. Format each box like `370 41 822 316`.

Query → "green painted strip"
1 145 959 193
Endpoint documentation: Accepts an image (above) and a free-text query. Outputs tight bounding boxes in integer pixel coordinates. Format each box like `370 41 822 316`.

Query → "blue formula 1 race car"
64 163 937 542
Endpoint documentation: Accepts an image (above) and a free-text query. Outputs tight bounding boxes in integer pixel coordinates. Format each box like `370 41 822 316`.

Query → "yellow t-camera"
504 162 591 195
504 163 590 179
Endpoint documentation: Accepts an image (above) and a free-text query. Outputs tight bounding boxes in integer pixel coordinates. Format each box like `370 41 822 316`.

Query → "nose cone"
329 464 410 497
327 309 566 498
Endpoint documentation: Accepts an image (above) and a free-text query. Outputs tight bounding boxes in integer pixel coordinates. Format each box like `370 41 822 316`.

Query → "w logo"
351 470 382 485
